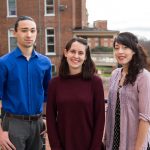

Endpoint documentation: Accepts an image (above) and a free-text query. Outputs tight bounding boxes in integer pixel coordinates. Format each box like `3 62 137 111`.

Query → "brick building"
73 20 119 49
0 0 119 75
0 0 88 75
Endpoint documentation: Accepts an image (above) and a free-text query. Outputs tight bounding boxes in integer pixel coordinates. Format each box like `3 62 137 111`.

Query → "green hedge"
91 46 113 52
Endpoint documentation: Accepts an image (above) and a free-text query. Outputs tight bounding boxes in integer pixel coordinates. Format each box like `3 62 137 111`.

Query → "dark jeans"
2 115 45 150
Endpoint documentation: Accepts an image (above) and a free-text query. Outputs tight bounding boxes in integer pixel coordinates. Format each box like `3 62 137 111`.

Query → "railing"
91 53 117 67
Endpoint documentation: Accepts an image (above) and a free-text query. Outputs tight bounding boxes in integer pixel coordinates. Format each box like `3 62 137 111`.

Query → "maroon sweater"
46 74 105 150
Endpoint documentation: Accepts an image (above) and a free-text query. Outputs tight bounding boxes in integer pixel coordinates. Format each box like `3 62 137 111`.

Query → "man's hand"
0 131 16 150
40 118 47 137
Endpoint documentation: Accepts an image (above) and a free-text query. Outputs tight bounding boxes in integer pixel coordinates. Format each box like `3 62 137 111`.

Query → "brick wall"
0 0 86 72
94 20 108 30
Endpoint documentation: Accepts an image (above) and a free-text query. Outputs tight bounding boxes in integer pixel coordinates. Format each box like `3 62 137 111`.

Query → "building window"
110 39 113 47
7 0 17 16
103 38 108 47
45 28 55 54
87 38 91 47
8 29 17 52
95 42 99 47
52 64 56 76
45 0 54 15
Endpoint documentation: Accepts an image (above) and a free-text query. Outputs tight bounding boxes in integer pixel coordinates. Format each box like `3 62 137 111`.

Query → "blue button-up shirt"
0 47 51 115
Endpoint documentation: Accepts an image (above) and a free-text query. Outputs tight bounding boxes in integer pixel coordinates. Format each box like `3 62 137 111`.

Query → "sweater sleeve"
46 79 63 150
138 70 150 122
90 76 105 150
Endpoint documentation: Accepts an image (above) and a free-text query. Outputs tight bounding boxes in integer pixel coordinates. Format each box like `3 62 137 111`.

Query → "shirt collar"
14 47 39 58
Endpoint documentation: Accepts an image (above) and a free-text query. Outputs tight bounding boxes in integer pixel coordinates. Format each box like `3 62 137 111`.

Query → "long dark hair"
113 32 148 85
59 37 96 80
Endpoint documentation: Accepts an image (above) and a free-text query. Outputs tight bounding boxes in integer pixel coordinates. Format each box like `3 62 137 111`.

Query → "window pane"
10 37 17 51
47 37 54 43
47 0 53 5
8 0 16 16
52 65 55 72
47 6 54 14
51 64 56 76
46 28 54 53
46 0 54 14
47 45 54 53
47 29 54 35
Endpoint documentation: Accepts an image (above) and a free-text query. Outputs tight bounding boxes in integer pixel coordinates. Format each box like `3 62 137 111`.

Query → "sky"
86 0 150 40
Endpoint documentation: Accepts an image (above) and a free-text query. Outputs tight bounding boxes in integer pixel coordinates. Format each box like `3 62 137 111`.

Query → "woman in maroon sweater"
46 37 105 150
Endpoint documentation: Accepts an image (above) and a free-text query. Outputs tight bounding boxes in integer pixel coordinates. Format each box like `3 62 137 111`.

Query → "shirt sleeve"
0 59 7 99
43 61 52 102
138 70 150 122
90 76 105 150
46 79 63 150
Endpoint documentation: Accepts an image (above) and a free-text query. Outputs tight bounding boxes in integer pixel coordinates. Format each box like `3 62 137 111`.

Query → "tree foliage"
139 38 150 56
139 38 150 71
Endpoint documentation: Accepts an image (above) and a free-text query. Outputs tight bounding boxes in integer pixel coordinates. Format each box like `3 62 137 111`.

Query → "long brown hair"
59 37 96 80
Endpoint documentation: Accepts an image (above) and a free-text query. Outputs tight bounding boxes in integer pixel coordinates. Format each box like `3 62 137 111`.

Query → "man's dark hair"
14 16 35 32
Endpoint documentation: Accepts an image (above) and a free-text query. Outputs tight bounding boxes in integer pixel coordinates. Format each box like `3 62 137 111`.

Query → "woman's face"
64 41 86 75
114 42 135 67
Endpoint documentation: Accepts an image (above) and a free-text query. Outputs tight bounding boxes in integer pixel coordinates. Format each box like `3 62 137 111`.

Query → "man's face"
14 20 37 49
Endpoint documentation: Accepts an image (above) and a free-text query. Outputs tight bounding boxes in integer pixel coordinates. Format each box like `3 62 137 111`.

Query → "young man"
0 16 51 150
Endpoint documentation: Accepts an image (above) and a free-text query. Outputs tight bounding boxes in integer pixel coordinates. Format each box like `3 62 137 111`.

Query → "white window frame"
45 28 55 55
8 28 17 52
44 0 55 16
7 0 17 17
